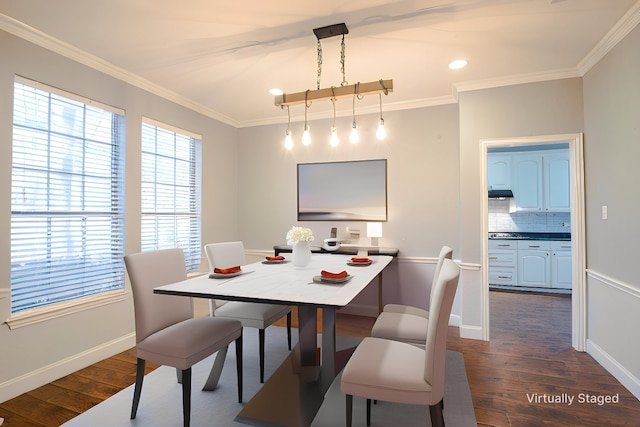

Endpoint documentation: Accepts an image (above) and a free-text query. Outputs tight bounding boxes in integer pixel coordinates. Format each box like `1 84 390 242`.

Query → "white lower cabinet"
551 241 572 289
488 240 517 286
517 241 550 288
490 238 571 289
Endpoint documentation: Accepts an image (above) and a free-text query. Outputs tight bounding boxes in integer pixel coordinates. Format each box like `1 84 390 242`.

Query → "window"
10 76 126 314
141 119 201 272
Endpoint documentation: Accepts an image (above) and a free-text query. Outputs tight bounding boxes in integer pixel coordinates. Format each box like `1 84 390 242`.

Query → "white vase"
292 241 311 267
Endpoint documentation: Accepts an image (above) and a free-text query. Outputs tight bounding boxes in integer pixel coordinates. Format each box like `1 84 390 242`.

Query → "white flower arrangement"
286 226 314 244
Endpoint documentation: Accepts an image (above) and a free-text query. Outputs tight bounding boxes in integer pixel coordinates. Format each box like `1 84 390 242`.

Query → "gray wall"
0 31 239 402
583 24 640 395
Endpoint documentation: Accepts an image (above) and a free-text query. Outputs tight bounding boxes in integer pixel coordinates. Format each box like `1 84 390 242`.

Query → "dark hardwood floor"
1 291 639 426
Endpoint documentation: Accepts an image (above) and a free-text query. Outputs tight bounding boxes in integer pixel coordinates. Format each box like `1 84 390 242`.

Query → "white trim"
586 269 640 299
480 134 586 349
4 5 640 129
0 13 238 128
15 75 125 116
578 1 640 75
453 68 582 99
142 117 202 140
5 289 128 330
459 324 484 340
0 332 135 403
587 339 640 401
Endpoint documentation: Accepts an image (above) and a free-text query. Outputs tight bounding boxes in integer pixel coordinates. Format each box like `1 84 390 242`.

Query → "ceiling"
1 0 638 128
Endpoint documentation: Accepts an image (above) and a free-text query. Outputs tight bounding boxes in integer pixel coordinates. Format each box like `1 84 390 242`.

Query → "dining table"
154 252 394 426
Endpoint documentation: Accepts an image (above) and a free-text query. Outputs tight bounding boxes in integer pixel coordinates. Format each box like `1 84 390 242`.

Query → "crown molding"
577 0 640 75
452 67 582 99
3 2 639 129
0 13 240 128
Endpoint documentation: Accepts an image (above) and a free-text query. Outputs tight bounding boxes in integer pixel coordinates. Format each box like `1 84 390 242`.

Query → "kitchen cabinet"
511 150 570 212
543 152 570 212
517 240 550 288
488 154 511 190
551 241 572 289
512 155 543 211
488 240 517 286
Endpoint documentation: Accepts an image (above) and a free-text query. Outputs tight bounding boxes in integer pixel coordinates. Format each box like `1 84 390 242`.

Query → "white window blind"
141 120 201 272
10 77 126 313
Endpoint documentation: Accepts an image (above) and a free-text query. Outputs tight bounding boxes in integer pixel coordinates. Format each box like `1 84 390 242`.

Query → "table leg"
378 272 383 314
297 305 319 379
321 306 336 389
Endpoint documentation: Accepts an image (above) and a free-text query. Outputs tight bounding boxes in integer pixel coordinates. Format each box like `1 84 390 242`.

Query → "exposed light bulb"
376 119 387 140
349 123 359 144
330 126 339 146
302 125 311 146
284 129 293 150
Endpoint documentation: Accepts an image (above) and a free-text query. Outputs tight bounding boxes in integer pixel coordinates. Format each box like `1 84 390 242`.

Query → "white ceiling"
1 0 639 127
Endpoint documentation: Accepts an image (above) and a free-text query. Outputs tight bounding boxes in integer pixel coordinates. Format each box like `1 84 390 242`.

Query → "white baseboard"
0 333 136 403
459 324 484 340
587 339 640 401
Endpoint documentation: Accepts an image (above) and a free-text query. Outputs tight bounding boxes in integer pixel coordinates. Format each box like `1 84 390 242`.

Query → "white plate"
312 275 353 284
262 259 289 264
346 260 373 266
209 271 243 279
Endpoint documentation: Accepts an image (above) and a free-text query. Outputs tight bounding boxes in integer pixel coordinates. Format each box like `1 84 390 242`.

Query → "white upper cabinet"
543 152 571 212
512 155 543 211
487 154 511 190
507 149 570 212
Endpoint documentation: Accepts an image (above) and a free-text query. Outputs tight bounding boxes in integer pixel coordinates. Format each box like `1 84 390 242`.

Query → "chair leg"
181 368 192 427
345 394 353 427
131 358 146 419
366 398 372 426
286 311 292 350
235 334 243 403
259 328 265 383
429 399 445 427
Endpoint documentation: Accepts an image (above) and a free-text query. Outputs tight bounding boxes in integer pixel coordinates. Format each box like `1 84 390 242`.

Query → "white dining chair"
124 248 243 427
341 258 460 427
204 241 292 383
370 245 452 345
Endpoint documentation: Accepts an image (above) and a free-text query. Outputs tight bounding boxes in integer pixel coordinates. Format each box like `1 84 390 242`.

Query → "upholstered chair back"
429 246 453 310
204 241 246 271
124 248 192 344
423 258 460 403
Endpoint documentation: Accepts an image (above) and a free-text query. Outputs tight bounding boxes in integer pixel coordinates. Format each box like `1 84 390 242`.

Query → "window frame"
7 76 126 329
140 118 202 272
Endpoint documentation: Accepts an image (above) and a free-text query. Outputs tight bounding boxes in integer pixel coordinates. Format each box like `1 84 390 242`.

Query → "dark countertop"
488 232 571 241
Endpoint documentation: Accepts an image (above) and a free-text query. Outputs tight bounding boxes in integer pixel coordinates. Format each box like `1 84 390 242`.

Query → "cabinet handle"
560 245 571 249
488 256 498 260
529 245 540 248
497 244 510 247
497 275 511 279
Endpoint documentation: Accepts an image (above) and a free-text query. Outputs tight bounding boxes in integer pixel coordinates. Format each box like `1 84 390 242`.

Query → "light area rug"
62 327 476 426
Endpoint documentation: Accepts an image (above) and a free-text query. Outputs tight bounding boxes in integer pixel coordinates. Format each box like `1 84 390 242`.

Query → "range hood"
488 189 514 198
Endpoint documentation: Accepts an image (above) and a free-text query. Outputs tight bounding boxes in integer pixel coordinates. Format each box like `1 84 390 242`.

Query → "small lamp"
367 222 383 246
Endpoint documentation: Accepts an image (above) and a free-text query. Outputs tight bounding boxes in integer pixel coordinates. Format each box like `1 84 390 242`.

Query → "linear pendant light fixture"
275 23 392 149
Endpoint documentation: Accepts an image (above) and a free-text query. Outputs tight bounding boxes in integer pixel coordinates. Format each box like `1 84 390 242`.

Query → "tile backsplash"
488 199 570 232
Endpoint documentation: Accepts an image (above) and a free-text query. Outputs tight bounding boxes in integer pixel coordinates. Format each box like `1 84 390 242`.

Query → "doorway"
480 134 586 351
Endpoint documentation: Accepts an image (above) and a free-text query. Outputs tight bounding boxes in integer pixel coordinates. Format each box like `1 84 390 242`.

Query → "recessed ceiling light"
449 59 468 70
269 88 284 96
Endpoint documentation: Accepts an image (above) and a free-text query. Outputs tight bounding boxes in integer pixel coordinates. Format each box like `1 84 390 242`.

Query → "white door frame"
480 133 586 351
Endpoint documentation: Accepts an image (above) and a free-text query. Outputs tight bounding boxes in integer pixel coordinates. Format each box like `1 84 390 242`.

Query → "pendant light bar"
274 79 393 108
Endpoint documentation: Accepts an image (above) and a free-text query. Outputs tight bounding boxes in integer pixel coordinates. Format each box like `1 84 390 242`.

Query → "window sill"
6 289 127 330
